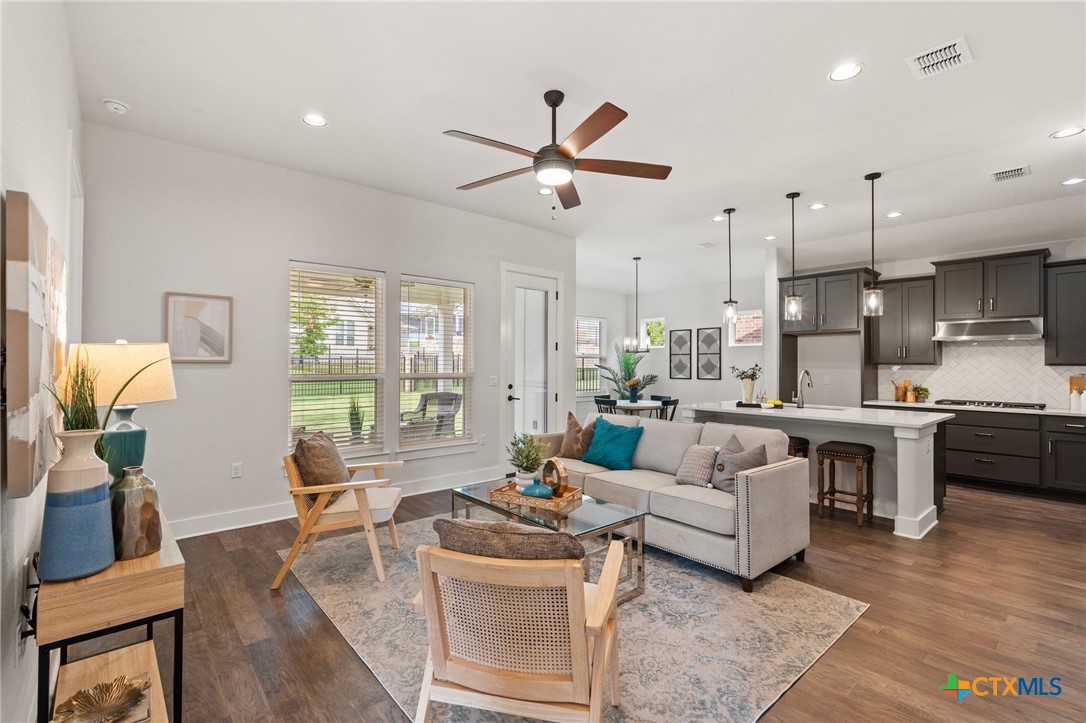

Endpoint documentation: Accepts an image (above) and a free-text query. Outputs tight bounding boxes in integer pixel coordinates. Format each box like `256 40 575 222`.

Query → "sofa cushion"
699 422 788 464
584 469 675 512
675 444 721 487
650 485 737 537
582 417 644 470
433 518 585 560
558 412 595 460
554 457 609 490
582 411 641 428
711 444 768 494
631 418 704 475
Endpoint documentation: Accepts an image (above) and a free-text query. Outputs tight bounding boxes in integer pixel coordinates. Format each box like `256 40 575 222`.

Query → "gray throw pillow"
293 431 349 507
559 411 595 459
711 439 768 493
433 518 585 560
675 444 721 486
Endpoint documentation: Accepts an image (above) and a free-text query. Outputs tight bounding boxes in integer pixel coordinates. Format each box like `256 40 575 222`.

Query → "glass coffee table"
451 479 646 604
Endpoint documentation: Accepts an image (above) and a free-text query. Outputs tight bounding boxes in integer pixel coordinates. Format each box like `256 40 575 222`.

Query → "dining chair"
659 398 679 420
596 398 618 414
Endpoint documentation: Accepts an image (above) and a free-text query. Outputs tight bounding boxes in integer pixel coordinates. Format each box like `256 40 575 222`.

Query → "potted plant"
597 343 658 400
911 385 930 403
730 364 762 404
626 377 644 403
348 397 365 439
506 432 548 491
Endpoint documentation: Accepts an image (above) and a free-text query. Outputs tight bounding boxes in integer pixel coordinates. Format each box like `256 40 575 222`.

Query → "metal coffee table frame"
451 482 646 605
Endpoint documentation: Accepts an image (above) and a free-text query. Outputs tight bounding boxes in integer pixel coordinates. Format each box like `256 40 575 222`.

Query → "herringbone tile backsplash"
878 340 1086 410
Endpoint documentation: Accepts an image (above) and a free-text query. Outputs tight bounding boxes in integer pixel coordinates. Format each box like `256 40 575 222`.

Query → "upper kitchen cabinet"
875 278 939 364
817 274 859 331
1045 261 1086 365
933 250 1049 322
779 278 817 333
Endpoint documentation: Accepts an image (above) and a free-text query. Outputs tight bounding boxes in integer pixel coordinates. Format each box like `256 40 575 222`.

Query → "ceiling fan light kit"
721 208 738 325
863 172 884 317
784 192 803 322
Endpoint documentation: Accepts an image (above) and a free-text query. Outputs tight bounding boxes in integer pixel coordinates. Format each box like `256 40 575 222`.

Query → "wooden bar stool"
787 435 810 458
815 441 875 527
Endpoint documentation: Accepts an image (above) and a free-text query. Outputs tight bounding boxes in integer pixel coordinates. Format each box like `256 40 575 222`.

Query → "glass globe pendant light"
623 256 649 353
863 172 884 317
721 208 739 324
784 192 803 321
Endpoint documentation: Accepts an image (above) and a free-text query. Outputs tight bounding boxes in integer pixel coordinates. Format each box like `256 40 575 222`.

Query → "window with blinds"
289 264 384 453
399 277 474 447
575 317 607 395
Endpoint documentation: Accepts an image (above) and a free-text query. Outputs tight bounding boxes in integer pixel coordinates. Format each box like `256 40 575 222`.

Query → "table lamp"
65 340 177 480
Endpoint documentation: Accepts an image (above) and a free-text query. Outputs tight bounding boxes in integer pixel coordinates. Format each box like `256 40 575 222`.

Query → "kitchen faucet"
796 369 813 408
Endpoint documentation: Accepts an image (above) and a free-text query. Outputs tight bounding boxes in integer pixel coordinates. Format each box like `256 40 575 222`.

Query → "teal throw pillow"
582 417 644 470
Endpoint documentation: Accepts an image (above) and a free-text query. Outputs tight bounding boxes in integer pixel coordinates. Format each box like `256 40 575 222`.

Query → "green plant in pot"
506 433 548 491
597 343 658 400
730 364 762 404
911 385 930 403
348 397 365 439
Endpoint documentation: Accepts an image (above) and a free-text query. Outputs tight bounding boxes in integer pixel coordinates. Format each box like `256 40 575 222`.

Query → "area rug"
279 514 868 722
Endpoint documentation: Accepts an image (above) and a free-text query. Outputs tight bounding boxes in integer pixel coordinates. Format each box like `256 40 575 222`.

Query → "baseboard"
172 465 505 539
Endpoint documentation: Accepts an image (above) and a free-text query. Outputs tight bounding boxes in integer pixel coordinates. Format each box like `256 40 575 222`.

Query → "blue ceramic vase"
521 482 554 499
100 406 147 482
628 387 640 404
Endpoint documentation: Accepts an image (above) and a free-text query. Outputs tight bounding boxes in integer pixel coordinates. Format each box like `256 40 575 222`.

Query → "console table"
35 511 185 722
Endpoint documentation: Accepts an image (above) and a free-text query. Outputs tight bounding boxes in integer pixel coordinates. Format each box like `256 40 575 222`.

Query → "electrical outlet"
230 463 242 478
823 376 831 385
480 433 487 446
488 375 498 387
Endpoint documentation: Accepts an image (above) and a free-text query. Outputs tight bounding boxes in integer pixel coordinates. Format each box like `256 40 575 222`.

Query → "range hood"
933 317 1044 342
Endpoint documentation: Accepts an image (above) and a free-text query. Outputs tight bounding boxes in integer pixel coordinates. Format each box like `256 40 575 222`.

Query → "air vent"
697 241 721 248
906 36 974 79
989 165 1031 183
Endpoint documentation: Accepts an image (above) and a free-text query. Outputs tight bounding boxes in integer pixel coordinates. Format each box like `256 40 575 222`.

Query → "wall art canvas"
697 327 722 380
3 191 67 498
669 329 691 379
164 292 233 363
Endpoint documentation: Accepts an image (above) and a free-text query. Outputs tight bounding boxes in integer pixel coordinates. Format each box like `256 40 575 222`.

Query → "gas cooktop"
933 399 1047 410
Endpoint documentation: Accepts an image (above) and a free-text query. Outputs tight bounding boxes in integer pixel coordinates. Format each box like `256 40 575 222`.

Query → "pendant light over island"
783 192 803 321
863 172 885 317
721 208 738 325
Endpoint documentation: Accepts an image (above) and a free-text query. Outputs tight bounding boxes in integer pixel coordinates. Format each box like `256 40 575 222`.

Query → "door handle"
507 395 520 401
977 298 982 312
989 297 994 311
974 457 995 464
1065 423 1085 429
974 432 994 437
1049 439 1054 454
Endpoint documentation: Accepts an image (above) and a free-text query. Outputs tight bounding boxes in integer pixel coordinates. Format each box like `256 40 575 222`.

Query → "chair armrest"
735 457 811 580
411 590 424 614
536 432 565 459
585 540 624 636
347 460 405 474
400 411 422 421
289 478 392 495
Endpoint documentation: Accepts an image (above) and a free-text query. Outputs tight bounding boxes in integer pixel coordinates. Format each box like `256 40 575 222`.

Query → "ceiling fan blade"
558 102 628 158
444 130 540 159
555 180 581 210
457 167 532 190
576 158 672 180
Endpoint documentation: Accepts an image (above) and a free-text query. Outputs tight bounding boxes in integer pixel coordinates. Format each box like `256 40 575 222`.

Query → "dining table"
615 400 663 416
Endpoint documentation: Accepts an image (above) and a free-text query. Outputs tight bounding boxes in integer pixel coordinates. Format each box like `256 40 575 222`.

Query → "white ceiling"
66 2 1086 293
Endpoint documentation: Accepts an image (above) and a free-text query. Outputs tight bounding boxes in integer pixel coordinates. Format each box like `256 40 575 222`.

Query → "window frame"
642 317 666 349
728 309 764 347
574 316 608 397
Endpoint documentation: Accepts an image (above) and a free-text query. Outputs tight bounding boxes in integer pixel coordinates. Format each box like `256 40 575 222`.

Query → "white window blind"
289 264 385 453
399 276 474 447
575 317 607 395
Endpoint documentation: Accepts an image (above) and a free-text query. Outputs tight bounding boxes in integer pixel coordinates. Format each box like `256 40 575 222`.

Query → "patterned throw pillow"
582 417 645 470
558 411 595 459
293 431 349 507
710 436 768 494
433 518 585 560
675 444 722 486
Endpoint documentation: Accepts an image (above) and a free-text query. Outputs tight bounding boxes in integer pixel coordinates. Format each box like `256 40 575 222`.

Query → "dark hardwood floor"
69 486 1085 722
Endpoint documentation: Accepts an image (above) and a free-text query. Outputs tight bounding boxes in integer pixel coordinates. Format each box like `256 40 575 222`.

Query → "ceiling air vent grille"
697 241 721 248
906 36 974 79
989 165 1031 183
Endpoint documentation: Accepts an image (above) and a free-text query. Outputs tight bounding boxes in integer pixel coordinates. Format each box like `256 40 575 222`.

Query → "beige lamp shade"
65 341 177 406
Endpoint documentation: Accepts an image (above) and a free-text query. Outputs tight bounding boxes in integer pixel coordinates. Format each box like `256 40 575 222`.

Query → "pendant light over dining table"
721 208 738 325
623 256 649 353
863 172 884 317
784 192 803 321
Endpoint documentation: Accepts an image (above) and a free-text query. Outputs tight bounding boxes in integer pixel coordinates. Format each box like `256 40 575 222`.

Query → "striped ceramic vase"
37 430 116 581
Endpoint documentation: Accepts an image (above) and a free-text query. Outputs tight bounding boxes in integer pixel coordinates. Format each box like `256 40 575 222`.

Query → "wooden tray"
489 482 583 512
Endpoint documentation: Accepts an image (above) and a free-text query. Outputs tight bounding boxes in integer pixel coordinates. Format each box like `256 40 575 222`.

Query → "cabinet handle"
903 345 907 358
973 432 994 437
1066 423 1085 429
974 457 995 464
1049 439 1054 455
896 346 901 358
820 313 825 325
977 298 982 312
989 297 994 311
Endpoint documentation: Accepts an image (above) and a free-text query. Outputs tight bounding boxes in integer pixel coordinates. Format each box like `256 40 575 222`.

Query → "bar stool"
815 441 875 527
787 435 810 458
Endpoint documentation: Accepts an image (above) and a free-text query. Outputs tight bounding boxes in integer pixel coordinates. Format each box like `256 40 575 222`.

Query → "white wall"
1 3 83 719
80 123 576 538
573 286 627 420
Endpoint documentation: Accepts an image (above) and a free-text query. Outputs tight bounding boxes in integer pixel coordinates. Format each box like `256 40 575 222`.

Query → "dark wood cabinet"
873 278 938 364
817 274 859 331
779 278 817 333
934 261 984 320
1045 262 1086 365
1044 431 1086 492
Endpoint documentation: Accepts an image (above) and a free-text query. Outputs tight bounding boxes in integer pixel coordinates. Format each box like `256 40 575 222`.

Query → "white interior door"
502 270 559 443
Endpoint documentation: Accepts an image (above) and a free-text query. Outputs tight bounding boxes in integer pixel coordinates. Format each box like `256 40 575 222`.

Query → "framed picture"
164 292 233 363
697 327 722 380
669 329 691 379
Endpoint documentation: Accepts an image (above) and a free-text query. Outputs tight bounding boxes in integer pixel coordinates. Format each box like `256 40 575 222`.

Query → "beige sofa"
539 413 810 592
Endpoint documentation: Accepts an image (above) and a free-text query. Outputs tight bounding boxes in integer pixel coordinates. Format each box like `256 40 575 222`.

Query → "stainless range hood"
933 317 1044 342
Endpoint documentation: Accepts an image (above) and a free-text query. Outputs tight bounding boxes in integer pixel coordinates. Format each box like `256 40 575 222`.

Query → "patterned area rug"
279 513 868 722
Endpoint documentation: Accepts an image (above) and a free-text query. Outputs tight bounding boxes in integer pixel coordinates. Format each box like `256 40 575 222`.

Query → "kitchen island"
682 401 956 539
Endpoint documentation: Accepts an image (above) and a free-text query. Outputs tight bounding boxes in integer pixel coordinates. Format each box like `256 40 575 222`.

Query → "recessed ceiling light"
808 203 827 210
102 98 129 115
711 215 725 222
538 187 553 195
828 63 863 82
764 235 777 241
1050 126 1085 139
301 113 328 127
1062 177 1086 186
885 211 904 218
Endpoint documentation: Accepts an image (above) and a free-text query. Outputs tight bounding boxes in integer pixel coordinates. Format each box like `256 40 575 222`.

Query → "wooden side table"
35 511 185 722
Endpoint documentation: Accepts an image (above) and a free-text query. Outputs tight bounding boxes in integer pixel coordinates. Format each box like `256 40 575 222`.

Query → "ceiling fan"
444 90 672 210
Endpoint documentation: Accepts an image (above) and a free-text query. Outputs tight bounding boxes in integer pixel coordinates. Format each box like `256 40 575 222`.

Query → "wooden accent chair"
414 540 624 723
271 456 405 589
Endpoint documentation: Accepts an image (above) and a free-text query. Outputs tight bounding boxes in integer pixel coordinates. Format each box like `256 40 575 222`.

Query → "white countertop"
863 399 1086 418
683 401 955 429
